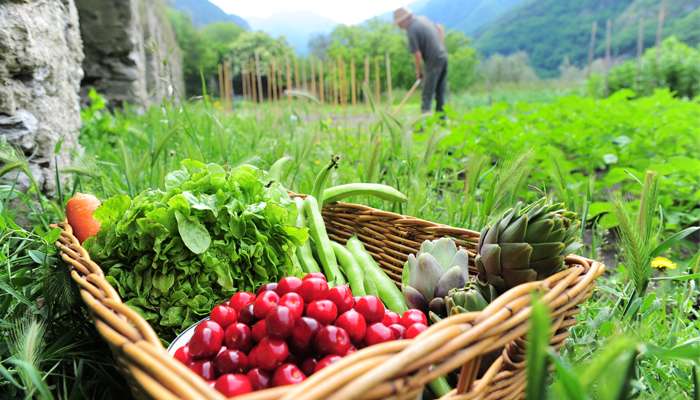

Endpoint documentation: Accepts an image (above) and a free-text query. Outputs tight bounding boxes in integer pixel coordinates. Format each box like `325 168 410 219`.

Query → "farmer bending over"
394 7 447 116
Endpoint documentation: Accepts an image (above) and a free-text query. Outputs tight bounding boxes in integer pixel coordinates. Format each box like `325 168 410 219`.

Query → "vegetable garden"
2 48 700 399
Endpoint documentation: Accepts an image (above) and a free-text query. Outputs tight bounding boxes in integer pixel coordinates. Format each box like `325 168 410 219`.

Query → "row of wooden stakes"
217 54 395 109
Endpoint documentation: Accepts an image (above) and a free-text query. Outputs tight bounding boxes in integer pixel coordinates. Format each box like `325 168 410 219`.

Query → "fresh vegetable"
173 272 427 395
401 237 471 316
294 197 321 273
330 241 366 296
303 196 345 285
268 155 293 182
475 198 581 293
65 193 101 243
321 183 408 206
346 237 407 313
86 160 307 337
310 155 340 203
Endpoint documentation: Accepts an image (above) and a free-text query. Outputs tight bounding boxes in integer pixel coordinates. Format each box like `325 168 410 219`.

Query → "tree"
229 31 294 75
167 10 217 96
444 31 478 92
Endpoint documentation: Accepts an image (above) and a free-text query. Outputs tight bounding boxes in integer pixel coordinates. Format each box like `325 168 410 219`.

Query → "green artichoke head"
402 237 470 315
429 279 497 323
475 198 582 294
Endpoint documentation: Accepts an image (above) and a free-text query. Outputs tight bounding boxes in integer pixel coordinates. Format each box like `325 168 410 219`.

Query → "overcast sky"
209 0 410 25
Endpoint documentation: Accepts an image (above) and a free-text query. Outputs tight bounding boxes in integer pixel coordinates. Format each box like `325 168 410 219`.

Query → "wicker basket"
55 200 604 400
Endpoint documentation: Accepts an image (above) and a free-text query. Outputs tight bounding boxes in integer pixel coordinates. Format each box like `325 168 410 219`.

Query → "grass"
1 85 699 398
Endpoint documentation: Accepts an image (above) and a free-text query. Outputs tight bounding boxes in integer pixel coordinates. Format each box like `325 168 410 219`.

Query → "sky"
209 0 410 25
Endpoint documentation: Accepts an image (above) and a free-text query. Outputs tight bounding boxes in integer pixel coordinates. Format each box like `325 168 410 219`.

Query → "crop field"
3 84 700 398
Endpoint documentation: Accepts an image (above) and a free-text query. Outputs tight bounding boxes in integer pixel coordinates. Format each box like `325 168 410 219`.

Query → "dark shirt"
407 16 447 65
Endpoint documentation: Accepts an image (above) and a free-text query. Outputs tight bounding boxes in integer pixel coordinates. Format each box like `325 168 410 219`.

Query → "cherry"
302 272 326 281
272 363 306 386
300 358 318 376
255 337 289 371
266 306 296 338
247 368 271 390
365 323 394 346
215 349 248 374
252 320 268 343
314 355 342 372
315 325 351 356
382 310 400 326
189 320 224 359
291 317 321 349
224 322 253 352
277 276 304 294
279 292 305 320
327 285 354 313
404 323 428 339
256 282 278 295
188 360 217 380
388 323 406 339
214 373 253 396
254 290 280 319
173 345 191 364
400 309 428 328
306 300 338 325
300 277 329 302
229 292 256 312
210 305 237 328
354 296 385 323
238 303 255 325
335 309 367 343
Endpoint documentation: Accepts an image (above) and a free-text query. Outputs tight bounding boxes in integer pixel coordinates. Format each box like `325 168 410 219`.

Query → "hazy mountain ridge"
169 0 250 29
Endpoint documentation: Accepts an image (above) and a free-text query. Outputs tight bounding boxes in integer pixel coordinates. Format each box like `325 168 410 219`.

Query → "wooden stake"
374 57 380 103
294 58 300 90
337 57 345 106
277 63 283 101
310 59 317 99
656 0 666 48
587 21 598 70
363 55 370 104
270 59 277 102
636 18 645 60
350 58 356 106
250 59 258 103
605 19 612 70
285 57 292 101
301 59 308 92
254 52 263 102
332 62 338 107
319 61 325 104
385 53 392 105
267 63 273 102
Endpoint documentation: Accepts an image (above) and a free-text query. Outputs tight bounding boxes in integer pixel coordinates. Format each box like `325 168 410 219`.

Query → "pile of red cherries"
173 272 428 396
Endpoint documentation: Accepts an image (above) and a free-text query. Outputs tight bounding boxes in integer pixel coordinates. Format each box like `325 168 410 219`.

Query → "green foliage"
167 10 217 96
445 31 479 92
478 51 538 85
86 160 306 338
229 31 294 75
604 37 700 98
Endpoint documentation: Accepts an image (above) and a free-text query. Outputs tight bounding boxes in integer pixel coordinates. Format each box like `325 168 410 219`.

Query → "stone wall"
76 0 184 108
0 0 84 194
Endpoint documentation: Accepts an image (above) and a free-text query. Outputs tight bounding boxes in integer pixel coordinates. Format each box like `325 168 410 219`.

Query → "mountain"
473 0 700 76
248 11 338 55
169 0 250 29
415 0 526 35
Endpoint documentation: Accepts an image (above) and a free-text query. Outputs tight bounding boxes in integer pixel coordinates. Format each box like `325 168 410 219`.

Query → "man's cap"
393 7 412 25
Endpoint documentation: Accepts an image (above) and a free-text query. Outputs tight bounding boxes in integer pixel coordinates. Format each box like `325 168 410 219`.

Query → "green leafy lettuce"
86 160 307 338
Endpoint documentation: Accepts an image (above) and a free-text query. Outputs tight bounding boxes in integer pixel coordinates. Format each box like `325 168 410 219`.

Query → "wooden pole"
656 0 666 48
605 19 612 70
270 59 277 102
363 55 370 104
319 61 325 104
267 62 273 102
337 57 345 106
374 57 380 103
250 59 258 103
301 59 308 92
277 63 283 101
310 59 317 99
285 57 292 102
636 17 644 90
224 61 232 110
241 64 248 101
587 21 598 71
350 57 356 106
332 62 338 107
385 53 392 105
293 57 300 90
255 52 264 102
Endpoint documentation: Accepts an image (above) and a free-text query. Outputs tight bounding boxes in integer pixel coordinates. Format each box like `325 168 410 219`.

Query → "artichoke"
475 199 582 294
402 237 470 316
429 279 498 323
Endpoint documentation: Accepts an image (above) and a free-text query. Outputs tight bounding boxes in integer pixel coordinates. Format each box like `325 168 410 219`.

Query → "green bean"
268 155 292 182
311 155 340 204
331 241 366 296
303 195 345 285
346 236 407 313
294 197 320 273
321 183 407 207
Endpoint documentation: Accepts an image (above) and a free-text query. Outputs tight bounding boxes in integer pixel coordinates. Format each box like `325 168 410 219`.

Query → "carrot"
66 193 101 243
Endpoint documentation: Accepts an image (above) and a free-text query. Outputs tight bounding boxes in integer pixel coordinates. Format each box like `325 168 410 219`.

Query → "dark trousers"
422 58 448 113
